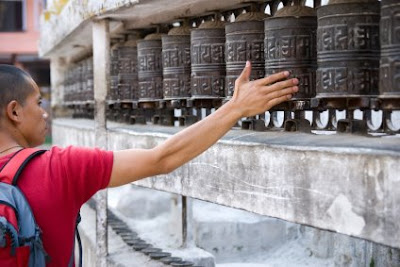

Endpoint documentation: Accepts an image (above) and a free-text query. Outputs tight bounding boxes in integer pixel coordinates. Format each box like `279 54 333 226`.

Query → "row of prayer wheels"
104 0 399 108
64 57 93 103
63 0 399 131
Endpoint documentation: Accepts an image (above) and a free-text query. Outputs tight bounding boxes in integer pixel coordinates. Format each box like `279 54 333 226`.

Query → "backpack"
0 148 82 267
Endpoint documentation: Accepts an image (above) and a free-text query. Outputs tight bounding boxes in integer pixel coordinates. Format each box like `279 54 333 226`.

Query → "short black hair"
0 64 35 116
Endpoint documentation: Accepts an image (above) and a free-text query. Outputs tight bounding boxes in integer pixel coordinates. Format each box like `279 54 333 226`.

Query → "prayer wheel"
86 57 94 101
68 65 75 101
225 12 267 98
191 20 226 99
162 26 191 99
70 66 75 101
316 0 380 98
74 63 83 102
64 67 73 102
110 39 124 102
265 6 317 100
137 33 165 101
118 34 140 101
80 60 87 101
380 0 400 97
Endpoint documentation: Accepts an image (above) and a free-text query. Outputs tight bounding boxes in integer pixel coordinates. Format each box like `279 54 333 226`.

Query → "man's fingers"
266 94 293 109
261 78 299 94
255 71 290 86
267 86 298 100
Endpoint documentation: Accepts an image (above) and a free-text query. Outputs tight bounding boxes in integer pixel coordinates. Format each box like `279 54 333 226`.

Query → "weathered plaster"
327 194 366 236
39 0 264 59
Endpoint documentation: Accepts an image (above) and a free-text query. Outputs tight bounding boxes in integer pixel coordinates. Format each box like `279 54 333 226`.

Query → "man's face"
17 81 49 147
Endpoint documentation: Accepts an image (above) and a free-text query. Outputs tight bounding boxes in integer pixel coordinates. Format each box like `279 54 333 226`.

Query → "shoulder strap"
69 212 82 267
0 148 46 185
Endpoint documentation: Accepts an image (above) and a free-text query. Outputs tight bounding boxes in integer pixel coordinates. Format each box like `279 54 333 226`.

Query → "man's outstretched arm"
108 62 299 187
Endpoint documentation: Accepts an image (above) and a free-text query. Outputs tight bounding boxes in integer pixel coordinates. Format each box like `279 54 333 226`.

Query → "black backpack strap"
76 211 82 267
68 211 82 267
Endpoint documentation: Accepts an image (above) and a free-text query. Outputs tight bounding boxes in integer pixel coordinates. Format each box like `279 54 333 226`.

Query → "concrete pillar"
92 19 110 267
50 56 68 118
182 196 195 248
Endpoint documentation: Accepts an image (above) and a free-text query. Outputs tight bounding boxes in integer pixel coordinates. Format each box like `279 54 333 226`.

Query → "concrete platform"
53 118 400 250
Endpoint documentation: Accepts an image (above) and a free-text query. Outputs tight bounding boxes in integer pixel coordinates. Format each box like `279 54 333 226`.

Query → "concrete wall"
52 118 400 251
108 184 400 267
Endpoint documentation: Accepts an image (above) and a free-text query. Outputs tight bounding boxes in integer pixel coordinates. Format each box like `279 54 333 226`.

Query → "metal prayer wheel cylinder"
73 63 82 101
64 67 72 102
380 0 400 97
137 33 165 101
265 6 317 100
79 61 85 101
191 20 226 98
80 60 87 101
68 66 74 101
68 67 74 101
118 34 140 101
110 39 124 102
162 26 191 99
86 57 94 101
316 0 380 98
70 65 76 101
225 12 267 98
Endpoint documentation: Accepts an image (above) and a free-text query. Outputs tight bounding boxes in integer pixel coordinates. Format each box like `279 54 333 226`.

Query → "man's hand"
109 62 299 187
229 61 299 118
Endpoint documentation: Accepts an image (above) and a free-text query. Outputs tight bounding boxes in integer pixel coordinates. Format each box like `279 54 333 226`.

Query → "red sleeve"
48 146 113 207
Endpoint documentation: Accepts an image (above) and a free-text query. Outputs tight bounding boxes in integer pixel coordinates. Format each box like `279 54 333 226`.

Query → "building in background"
0 0 51 141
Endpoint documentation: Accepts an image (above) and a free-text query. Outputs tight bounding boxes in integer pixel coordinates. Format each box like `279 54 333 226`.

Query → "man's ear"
6 100 22 123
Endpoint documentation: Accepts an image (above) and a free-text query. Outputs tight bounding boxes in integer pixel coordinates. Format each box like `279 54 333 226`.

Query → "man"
0 63 298 266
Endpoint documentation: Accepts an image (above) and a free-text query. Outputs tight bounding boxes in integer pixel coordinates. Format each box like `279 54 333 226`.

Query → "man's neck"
0 130 24 156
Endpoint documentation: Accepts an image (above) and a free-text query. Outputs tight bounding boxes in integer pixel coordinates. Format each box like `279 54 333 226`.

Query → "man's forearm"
109 100 242 187
154 100 242 173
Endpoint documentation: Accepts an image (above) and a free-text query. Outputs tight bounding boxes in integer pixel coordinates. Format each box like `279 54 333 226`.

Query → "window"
0 0 25 32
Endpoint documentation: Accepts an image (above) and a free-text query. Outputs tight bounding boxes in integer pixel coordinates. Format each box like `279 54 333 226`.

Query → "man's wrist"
222 98 245 122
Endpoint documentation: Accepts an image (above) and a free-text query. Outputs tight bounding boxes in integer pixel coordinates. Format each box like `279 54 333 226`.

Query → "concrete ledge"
54 118 400 249
39 0 137 58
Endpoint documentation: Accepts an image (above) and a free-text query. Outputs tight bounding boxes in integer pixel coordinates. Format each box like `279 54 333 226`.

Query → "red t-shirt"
0 146 113 266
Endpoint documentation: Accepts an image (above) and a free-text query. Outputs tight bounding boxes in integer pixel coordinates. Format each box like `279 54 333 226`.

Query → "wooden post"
92 19 110 267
